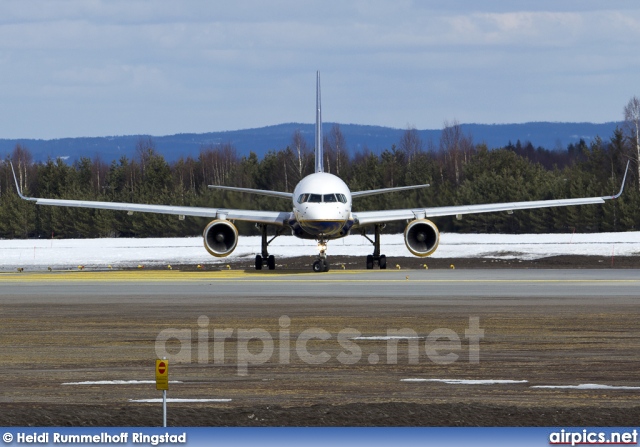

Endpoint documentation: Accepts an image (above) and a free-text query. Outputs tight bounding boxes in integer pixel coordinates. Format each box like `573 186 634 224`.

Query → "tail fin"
315 71 323 173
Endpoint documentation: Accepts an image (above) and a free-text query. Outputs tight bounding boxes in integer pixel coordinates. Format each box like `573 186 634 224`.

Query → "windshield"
297 193 348 204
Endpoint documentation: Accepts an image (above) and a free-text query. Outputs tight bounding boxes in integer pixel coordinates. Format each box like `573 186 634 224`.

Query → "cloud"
1 2 640 139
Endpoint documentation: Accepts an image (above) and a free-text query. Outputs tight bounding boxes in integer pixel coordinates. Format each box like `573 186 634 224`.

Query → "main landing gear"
362 224 387 270
254 224 283 271
312 239 330 273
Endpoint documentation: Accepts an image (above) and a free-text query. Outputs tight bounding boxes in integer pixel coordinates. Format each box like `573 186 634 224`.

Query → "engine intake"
203 219 238 257
404 219 439 257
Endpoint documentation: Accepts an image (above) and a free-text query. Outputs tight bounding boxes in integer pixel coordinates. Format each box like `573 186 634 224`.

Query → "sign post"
155 358 169 427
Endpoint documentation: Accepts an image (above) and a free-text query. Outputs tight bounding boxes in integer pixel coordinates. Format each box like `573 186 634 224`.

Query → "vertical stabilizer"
315 71 323 173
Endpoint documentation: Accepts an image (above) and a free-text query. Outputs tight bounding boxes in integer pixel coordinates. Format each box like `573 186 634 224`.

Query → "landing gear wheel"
312 260 324 272
362 224 387 271
255 223 283 272
323 260 330 272
366 255 374 270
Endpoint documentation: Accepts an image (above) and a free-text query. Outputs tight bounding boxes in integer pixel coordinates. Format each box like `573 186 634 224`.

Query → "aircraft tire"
366 255 374 270
255 255 263 270
312 260 324 272
267 255 276 270
379 255 387 269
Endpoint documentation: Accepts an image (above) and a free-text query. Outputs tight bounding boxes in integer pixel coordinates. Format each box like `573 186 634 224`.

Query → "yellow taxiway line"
0 269 363 282
0 270 256 282
0 269 639 284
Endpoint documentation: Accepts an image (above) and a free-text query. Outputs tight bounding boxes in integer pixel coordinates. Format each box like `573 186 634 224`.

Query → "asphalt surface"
1 267 639 426
2 268 640 299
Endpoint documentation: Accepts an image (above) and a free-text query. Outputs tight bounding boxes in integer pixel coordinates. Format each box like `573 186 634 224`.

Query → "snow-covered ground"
1 232 639 270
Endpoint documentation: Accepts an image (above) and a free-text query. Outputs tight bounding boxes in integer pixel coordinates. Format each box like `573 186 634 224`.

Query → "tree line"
0 120 638 239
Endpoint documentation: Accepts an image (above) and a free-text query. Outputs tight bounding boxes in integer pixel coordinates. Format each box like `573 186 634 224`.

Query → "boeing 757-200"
11 72 628 272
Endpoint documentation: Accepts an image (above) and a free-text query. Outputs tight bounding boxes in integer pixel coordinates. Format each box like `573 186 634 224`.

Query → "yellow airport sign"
155 359 169 390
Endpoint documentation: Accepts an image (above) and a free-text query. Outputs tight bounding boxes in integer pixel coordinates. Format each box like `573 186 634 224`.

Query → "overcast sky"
1 1 639 139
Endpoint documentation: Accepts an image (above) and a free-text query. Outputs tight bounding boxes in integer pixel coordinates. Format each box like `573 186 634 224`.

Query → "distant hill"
0 121 622 163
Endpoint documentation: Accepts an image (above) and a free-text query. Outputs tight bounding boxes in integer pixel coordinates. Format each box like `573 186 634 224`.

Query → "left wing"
353 162 629 228
11 163 291 226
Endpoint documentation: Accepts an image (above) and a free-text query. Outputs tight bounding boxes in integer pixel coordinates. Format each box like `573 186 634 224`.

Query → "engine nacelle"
404 219 440 257
203 219 238 257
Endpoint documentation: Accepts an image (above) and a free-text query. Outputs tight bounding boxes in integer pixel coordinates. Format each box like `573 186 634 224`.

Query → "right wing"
11 164 291 226
354 196 614 227
353 162 629 227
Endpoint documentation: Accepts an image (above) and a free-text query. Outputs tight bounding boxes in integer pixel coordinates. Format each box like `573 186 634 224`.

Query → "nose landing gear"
312 239 330 272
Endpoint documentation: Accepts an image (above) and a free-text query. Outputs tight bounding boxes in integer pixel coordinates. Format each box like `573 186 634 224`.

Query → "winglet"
9 161 36 201
608 160 630 200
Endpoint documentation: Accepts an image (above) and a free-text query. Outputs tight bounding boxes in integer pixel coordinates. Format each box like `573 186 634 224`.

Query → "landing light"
317 242 327 252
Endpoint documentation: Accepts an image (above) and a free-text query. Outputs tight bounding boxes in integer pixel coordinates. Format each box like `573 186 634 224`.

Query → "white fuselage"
292 172 353 239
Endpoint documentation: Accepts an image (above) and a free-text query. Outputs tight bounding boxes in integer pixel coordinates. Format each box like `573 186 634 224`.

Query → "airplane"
11 72 629 273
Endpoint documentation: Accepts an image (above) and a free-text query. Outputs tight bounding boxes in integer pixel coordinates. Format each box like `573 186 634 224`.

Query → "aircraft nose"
303 204 347 220
297 203 350 236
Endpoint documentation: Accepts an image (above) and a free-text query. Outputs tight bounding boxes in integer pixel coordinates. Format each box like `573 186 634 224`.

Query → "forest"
0 122 637 239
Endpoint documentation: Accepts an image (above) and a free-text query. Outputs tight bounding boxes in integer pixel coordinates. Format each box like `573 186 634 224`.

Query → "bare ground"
159 254 640 272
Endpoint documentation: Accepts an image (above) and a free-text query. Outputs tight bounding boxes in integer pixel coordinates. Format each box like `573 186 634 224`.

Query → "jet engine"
203 219 238 257
404 219 439 257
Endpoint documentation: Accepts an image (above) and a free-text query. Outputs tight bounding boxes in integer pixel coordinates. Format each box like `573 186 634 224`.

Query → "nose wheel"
312 258 330 272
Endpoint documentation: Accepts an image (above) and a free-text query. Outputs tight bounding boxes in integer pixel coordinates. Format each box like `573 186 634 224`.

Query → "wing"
353 162 629 228
208 184 293 199
11 164 291 226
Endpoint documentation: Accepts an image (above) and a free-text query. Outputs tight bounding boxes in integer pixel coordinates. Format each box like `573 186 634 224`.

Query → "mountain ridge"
0 121 622 162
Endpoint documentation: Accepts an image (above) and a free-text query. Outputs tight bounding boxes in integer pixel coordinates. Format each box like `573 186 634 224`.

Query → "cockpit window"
298 193 348 203
323 194 337 203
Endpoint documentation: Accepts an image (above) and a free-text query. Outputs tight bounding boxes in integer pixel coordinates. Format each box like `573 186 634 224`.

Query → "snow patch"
402 379 528 385
62 380 182 386
532 384 640 390
2 231 640 270
129 398 232 403
354 336 422 340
